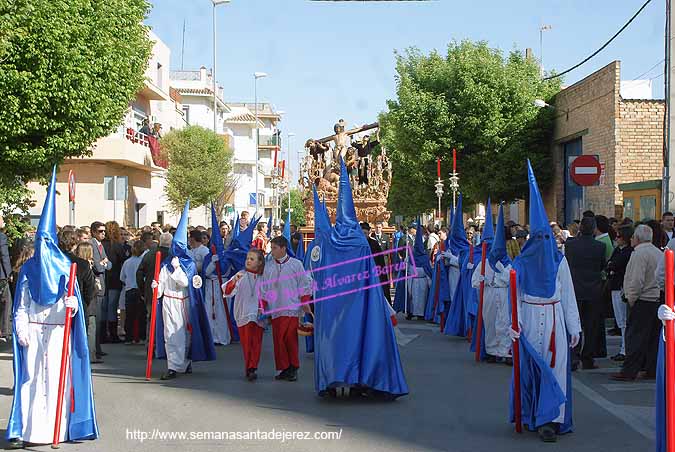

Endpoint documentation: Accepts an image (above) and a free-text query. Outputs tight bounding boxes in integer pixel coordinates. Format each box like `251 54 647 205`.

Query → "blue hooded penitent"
449 195 470 257
425 245 450 323
203 203 227 279
7 167 99 441
312 158 408 397
201 204 235 332
154 201 216 362
488 203 512 272
443 194 475 337
509 274 573 434
512 160 562 298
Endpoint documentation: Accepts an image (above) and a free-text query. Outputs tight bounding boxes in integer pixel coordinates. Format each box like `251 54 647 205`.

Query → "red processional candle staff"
510 269 522 433
52 263 77 448
145 251 161 380
665 249 675 451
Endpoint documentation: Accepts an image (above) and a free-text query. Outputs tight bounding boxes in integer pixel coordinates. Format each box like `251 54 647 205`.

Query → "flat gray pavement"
0 318 656 452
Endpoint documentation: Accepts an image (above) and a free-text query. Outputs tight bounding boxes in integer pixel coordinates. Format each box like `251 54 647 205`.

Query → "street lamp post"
539 24 552 77
253 71 268 215
287 132 295 220
212 0 230 133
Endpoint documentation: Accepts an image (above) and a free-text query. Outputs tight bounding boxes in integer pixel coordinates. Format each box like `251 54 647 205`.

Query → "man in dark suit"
361 222 391 304
564 216 607 370
373 221 391 288
90 221 112 361
0 215 12 340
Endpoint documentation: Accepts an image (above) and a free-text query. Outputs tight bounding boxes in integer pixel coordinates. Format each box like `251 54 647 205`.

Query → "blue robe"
6 271 99 442
313 158 408 397
425 257 449 323
443 249 476 337
510 333 573 433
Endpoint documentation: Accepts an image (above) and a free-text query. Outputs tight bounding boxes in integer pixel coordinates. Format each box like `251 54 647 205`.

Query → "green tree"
380 40 561 217
281 189 306 226
0 0 152 230
163 126 233 211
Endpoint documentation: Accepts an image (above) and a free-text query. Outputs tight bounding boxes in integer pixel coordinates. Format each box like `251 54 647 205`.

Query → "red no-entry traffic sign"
68 170 76 202
570 155 601 186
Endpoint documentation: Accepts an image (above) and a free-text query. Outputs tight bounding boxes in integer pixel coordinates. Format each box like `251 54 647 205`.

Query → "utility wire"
544 0 653 81
631 58 665 81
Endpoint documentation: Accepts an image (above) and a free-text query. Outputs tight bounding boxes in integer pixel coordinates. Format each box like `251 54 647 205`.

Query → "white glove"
171 257 181 270
467 262 474 270
64 295 78 317
569 333 580 348
658 304 675 326
211 255 220 264
508 327 521 342
151 280 158 290
496 261 505 272
18 334 29 347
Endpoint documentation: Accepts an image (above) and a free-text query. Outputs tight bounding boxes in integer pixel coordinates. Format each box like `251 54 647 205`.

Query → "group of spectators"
551 211 675 381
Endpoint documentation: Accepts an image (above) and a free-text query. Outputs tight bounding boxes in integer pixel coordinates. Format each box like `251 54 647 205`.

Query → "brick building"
546 61 664 225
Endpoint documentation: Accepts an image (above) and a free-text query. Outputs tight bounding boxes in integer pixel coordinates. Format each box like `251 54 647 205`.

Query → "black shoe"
538 423 557 442
611 353 625 362
185 364 192 374
504 357 513 366
608 327 621 336
486 355 497 363
582 362 599 370
90 357 104 364
246 368 257 381
97 351 108 357
275 368 290 380
160 370 177 380
405 313 413 320
287 367 298 382
8 438 24 449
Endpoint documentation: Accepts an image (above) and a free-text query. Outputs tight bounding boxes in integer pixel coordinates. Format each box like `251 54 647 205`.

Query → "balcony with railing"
258 135 280 148
74 127 167 170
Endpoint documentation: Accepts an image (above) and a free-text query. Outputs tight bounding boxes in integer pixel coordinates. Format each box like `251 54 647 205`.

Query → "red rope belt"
163 294 192 334
522 300 560 368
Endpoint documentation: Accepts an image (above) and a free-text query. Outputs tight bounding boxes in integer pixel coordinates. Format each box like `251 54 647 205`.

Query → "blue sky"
146 0 666 176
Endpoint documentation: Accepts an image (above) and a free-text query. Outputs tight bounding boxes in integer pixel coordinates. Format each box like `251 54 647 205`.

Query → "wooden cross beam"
315 122 379 144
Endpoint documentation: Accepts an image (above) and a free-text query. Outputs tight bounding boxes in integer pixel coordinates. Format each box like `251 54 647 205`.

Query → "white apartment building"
26 31 209 228
170 68 282 221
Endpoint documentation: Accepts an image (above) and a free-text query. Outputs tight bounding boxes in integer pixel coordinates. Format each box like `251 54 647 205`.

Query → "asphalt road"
0 318 656 452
